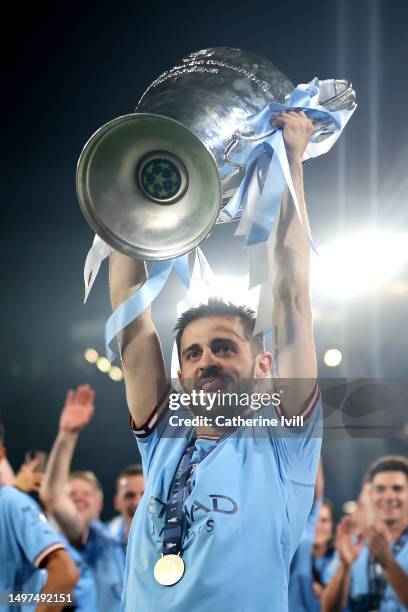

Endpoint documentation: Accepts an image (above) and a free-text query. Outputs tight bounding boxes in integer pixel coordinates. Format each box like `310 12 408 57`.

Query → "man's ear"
113 494 120 513
255 352 272 378
0 447 6 460
177 369 184 384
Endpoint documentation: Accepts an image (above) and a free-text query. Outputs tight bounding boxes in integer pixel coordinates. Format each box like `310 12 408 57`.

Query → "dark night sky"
2 0 408 518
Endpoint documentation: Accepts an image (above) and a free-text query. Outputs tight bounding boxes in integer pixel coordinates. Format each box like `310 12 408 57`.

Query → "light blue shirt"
122 395 322 612
79 520 125 612
350 539 408 612
106 515 127 547
57 532 98 612
289 497 322 611
0 486 65 611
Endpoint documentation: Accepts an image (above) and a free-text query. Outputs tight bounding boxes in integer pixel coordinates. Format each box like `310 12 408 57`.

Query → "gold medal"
154 554 185 586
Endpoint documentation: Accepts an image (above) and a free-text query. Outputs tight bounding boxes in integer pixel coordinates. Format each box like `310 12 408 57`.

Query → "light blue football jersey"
289 537 339 611
350 539 408 612
57 532 98 611
106 515 127 547
0 486 65 611
122 388 322 612
79 520 125 612
289 497 322 611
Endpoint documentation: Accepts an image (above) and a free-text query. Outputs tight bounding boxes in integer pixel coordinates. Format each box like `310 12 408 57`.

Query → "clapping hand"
336 515 365 568
367 522 393 568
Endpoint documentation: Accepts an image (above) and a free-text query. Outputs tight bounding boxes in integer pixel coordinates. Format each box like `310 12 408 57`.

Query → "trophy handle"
223 79 357 166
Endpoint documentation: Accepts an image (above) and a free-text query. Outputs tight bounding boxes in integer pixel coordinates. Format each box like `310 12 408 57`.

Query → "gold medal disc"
154 554 185 586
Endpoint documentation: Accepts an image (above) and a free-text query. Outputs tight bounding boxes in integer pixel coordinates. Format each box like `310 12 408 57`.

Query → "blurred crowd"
1 384 407 611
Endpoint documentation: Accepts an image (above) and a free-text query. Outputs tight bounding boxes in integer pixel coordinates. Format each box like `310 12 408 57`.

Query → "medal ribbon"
162 438 220 557
162 443 196 556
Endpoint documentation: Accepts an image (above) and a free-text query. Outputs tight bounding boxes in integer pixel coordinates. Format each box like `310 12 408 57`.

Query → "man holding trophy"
108 110 321 611
77 48 356 610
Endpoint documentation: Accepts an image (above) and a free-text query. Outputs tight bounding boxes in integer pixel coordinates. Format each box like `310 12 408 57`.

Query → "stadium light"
84 348 99 363
96 356 111 373
324 349 342 367
109 366 124 382
312 231 408 300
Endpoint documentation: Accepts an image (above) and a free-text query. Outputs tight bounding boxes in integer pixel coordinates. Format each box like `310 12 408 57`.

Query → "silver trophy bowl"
77 47 355 260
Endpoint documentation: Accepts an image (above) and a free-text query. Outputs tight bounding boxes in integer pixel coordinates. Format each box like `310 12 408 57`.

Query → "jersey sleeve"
129 385 173 476
272 387 322 485
129 386 194 478
4 488 66 567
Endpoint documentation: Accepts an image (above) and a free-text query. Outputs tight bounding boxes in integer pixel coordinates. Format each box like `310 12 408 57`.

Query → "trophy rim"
76 112 222 261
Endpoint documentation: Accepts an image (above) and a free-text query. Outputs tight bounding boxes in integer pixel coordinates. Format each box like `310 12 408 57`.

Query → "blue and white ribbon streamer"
171 248 216 379
105 254 190 361
224 77 355 253
83 235 112 303
221 77 355 333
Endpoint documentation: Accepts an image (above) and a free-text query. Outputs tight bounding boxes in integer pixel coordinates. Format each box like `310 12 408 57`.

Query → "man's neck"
195 424 223 439
124 516 132 538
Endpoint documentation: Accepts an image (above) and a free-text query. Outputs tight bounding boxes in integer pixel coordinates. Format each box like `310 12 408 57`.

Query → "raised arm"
109 252 167 427
271 111 317 415
40 385 95 545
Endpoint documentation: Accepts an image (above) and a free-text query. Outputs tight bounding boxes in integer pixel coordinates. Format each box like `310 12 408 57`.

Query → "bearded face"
178 315 270 418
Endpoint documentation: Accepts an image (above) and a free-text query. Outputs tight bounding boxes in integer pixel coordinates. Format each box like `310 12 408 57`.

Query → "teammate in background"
0 421 79 612
40 385 125 612
322 455 408 612
106 464 145 547
289 459 340 611
110 111 322 611
14 450 99 611
310 500 339 601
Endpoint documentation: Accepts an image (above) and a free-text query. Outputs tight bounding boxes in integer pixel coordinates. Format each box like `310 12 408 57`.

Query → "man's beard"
183 364 257 419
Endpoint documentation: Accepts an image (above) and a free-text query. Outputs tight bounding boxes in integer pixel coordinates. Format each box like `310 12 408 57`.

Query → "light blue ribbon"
221 151 260 221
246 142 283 246
226 78 352 253
105 254 190 361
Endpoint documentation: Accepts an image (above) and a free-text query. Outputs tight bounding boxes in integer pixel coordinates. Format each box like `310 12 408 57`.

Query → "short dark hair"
116 464 144 488
0 421 4 448
174 298 264 362
368 455 408 482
